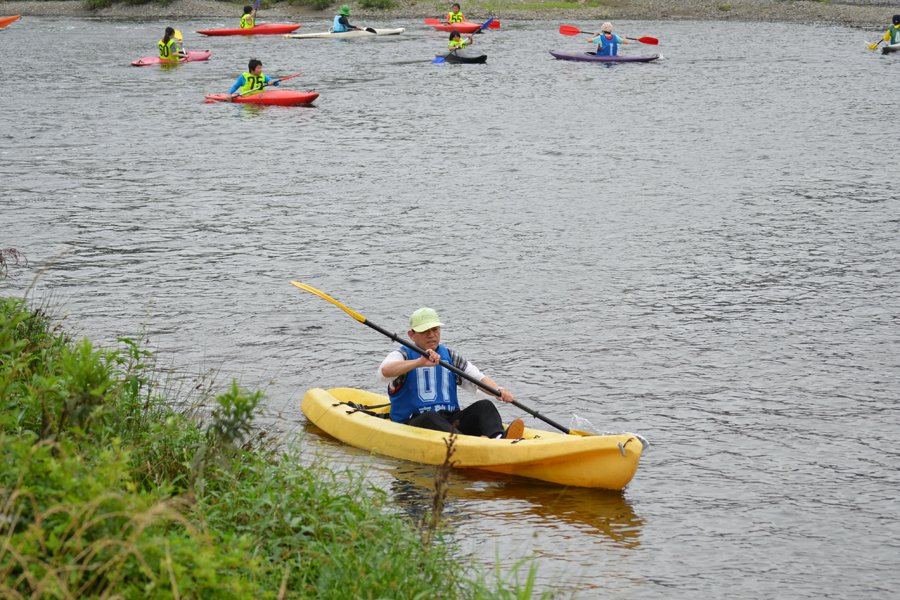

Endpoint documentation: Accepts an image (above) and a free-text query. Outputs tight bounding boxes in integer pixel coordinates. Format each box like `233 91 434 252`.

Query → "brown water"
2 16 899 599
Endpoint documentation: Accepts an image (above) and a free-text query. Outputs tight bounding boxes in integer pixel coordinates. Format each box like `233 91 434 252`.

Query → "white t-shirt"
376 350 496 398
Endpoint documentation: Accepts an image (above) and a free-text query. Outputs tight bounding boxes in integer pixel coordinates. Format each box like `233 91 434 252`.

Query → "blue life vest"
333 15 348 33
388 345 460 423
597 34 618 57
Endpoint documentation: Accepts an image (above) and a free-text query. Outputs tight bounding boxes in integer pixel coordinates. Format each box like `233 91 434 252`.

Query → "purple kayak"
549 50 659 63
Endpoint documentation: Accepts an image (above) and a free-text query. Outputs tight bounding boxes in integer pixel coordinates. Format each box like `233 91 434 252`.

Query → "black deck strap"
332 400 392 419
511 437 527 444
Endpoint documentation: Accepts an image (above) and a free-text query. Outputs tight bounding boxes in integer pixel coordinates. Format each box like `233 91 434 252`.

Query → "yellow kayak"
302 388 644 489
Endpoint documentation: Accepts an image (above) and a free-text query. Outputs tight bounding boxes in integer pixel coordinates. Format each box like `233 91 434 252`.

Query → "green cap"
409 307 443 332
339 5 351 15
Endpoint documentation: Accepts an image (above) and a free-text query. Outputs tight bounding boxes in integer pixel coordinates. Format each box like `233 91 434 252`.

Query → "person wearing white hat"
590 22 629 57
376 307 524 439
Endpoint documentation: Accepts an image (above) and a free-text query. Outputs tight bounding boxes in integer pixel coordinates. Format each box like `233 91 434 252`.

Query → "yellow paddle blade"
868 44 878 49
290 281 366 323
174 30 183 40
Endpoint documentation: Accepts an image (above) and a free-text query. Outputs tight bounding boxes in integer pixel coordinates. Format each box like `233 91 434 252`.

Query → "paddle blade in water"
431 56 446 64
637 36 659 45
559 25 583 36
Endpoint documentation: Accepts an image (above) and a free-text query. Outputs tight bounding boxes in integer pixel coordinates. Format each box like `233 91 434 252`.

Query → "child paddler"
158 27 188 63
225 59 280 101
445 3 465 24
589 22 629 57
881 15 900 47
332 5 363 32
376 307 525 440
447 29 474 51
240 5 257 29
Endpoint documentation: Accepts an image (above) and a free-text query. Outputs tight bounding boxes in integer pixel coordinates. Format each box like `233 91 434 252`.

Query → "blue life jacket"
333 15 348 33
597 34 618 57
388 345 460 423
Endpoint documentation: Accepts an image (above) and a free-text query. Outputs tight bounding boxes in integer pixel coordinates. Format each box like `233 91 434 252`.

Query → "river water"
2 15 899 599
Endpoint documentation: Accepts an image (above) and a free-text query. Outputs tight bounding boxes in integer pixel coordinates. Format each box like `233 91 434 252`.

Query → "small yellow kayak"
302 388 644 489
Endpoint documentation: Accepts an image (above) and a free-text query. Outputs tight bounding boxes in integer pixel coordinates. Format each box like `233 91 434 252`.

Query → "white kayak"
882 43 900 54
284 28 404 39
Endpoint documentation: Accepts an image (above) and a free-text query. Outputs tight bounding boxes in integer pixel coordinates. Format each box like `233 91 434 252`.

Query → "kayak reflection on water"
387 466 644 548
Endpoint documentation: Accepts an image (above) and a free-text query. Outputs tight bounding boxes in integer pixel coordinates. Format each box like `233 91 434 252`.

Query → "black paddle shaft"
361 318 574 435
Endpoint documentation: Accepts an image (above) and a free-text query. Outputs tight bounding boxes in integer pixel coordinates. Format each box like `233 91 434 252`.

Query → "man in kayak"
158 27 188 63
225 59 280 101
332 5 363 33
445 3 465 23
448 29 474 51
240 5 257 29
881 15 900 46
376 307 525 439
590 22 629 57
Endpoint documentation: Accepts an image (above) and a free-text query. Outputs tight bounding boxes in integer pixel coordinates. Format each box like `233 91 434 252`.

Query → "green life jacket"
448 39 467 50
240 72 266 95
447 11 465 23
240 14 255 29
158 38 179 61
889 25 900 45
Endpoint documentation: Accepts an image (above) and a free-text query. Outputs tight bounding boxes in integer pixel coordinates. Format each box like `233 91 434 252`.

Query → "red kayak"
131 51 212 66
429 21 497 33
1 15 22 28
197 23 301 36
205 90 319 106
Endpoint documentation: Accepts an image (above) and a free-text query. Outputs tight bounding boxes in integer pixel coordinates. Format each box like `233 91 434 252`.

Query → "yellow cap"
409 307 443 332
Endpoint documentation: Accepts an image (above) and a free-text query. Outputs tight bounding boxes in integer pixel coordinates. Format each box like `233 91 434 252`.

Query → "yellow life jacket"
240 72 266 95
240 14 255 29
448 38 467 50
447 11 465 23
158 38 179 61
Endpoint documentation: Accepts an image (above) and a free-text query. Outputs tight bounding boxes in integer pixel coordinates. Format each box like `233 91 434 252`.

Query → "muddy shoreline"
1 0 897 28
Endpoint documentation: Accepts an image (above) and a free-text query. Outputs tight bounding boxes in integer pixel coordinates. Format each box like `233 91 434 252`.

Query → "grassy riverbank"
1 0 896 27
0 296 547 599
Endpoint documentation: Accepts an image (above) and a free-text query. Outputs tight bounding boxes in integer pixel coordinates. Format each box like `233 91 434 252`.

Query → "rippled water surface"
3 16 899 599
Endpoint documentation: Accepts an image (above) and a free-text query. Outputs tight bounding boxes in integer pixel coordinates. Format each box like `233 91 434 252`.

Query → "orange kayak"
0 15 21 28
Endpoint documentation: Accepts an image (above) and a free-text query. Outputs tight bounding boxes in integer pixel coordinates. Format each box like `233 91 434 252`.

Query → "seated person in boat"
376 307 524 439
333 5 362 32
882 15 900 47
589 22 629 57
448 30 474 51
158 27 188 62
240 5 257 29
445 4 465 23
226 59 279 101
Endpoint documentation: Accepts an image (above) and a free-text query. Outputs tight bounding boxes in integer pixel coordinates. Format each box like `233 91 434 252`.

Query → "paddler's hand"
496 388 514 404
418 349 440 368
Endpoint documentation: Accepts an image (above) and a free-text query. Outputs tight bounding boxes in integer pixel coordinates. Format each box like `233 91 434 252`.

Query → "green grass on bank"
472 1 605 10
78 0 338 12
0 296 552 599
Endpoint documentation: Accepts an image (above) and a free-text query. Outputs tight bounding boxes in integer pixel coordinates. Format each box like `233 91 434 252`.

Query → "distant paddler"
445 3 465 24
240 4 257 29
158 27 188 62
871 14 900 50
589 22 629 57
447 29 474 51
225 59 280 101
332 5 363 33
